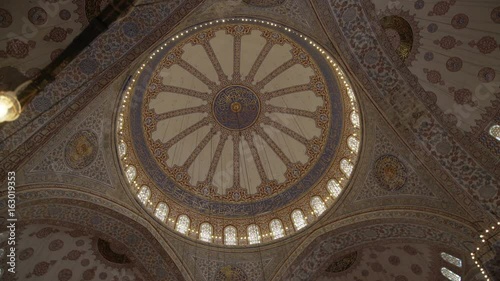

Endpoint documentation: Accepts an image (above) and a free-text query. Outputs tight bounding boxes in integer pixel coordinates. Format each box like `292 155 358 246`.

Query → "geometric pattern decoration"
117 18 361 245
27 103 111 186
374 154 407 191
193 256 271 281
64 130 99 170
353 125 446 205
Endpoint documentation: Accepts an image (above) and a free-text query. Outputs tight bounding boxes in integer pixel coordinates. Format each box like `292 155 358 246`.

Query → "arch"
199 222 213 243
247 224 261 245
347 135 359 153
137 185 150 205
154 202 168 222
441 267 461 281
340 158 353 177
291 209 307 231
350 111 360 128
276 211 477 280
175 215 190 234
327 179 342 198
224 225 237 246
125 165 136 182
310 196 326 216
489 124 500 141
7 188 188 281
269 219 285 240
118 141 127 158
441 252 462 268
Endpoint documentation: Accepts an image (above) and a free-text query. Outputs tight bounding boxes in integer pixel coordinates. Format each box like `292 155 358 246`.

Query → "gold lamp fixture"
0 0 136 124
0 80 30 123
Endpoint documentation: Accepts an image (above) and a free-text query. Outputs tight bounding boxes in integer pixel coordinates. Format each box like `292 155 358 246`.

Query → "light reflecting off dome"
137 186 150 205
311 196 327 216
176 215 190 234
270 219 285 239
441 267 461 281
489 124 500 141
340 159 353 177
291 209 307 231
224 226 237 246
125 165 136 183
347 135 359 153
118 141 127 158
154 202 169 222
350 111 360 128
441 252 462 268
327 179 342 198
200 222 213 243
247 224 261 245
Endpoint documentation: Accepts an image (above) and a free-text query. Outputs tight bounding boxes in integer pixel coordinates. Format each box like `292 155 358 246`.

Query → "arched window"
224 226 237 246
327 179 342 198
269 219 285 240
175 215 190 234
347 135 359 153
340 158 353 177
347 88 355 101
154 202 168 222
199 222 213 243
310 196 326 216
137 186 150 205
291 209 307 231
350 111 360 128
489 124 500 141
441 252 462 268
247 224 261 245
118 141 127 158
126 165 136 182
441 267 461 281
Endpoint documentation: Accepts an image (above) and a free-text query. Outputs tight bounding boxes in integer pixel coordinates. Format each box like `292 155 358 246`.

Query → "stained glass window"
247 224 261 245
350 111 360 128
347 135 359 153
224 226 237 246
137 186 150 205
199 222 213 243
291 209 307 231
347 88 355 101
489 124 500 141
441 267 461 281
154 202 168 222
118 141 127 158
126 165 136 182
175 215 190 234
269 219 285 239
327 179 342 198
311 196 326 216
340 159 353 176
441 252 462 268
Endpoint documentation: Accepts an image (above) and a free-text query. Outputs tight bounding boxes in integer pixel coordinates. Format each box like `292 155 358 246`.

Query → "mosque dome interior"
0 0 499 280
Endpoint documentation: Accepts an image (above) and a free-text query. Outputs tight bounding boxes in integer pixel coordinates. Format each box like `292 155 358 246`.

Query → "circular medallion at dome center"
213 85 260 130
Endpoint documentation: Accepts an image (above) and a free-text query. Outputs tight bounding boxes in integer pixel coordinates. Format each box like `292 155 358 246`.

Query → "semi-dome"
116 18 361 246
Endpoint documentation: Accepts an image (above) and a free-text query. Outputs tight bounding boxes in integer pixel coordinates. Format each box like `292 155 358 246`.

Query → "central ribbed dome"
117 18 361 245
